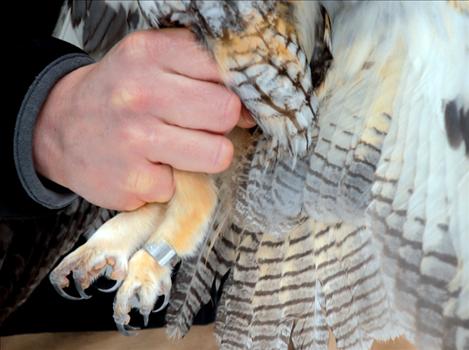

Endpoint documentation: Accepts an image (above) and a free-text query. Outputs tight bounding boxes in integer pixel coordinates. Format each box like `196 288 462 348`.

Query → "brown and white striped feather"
355 3 469 349
167 2 469 350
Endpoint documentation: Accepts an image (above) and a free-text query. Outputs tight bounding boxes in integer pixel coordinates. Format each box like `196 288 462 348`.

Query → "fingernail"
214 138 234 172
238 107 256 128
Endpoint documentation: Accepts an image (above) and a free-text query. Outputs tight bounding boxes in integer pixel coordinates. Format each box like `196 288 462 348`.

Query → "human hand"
33 28 255 211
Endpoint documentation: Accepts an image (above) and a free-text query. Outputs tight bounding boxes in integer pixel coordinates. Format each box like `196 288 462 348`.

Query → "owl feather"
36 1 469 350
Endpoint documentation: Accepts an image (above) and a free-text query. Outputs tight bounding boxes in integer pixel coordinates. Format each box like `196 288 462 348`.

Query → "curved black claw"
152 293 170 314
116 323 140 336
97 279 123 293
73 273 92 299
50 281 86 301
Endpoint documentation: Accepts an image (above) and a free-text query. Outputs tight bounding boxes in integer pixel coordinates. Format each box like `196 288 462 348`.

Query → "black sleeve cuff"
14 53 94 210
1 37 93 218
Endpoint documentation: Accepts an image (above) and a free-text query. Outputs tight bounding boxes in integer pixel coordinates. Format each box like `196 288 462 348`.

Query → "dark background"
0 1 217 336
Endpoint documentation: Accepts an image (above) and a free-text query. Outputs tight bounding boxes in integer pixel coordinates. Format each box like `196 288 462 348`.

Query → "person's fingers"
144 73 241 133
237 106 257 128
141 28 223 83
125 163 175 204
144 122 234 173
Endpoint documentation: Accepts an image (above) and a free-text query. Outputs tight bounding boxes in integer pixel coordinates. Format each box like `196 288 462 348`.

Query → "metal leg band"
144 241 177 266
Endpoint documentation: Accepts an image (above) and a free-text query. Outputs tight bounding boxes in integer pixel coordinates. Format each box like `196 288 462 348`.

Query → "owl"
47 0 331 336
7 1 469 350
167 2 469 350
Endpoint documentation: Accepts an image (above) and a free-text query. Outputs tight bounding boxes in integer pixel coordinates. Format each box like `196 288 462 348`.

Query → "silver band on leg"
144 241 177 266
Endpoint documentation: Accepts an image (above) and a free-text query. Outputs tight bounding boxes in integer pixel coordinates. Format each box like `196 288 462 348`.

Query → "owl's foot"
49 243 128 301
113 249 172 335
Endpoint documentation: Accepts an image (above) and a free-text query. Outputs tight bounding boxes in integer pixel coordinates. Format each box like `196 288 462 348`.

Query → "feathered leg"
49 203 165 301
112 170 217 333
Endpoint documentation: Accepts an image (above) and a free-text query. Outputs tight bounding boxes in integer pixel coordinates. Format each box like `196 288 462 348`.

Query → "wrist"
33 64 93 189
13 50 94 209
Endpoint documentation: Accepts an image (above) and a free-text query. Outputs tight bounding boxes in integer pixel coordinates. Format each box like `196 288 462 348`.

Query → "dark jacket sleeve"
2 34 94 219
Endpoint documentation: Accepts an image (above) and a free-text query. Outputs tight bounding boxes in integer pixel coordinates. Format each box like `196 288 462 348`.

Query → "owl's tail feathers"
166 212 405 350
217 221 401 350
165 220 242 339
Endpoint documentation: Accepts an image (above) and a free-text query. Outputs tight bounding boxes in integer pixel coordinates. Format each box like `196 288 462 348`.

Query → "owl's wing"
167 2 469 350
365 8 469 350
302 2 469 349
54 0 147 58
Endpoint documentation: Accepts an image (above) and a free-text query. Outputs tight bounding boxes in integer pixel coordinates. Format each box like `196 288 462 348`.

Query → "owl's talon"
116 323 139 336
50 243 129 302
97 279 123 293
152 293 170 313
73 273 92 299
143 313 150 327
50 282 87 301
113 249 172 332
49 271 91 301
126 324 140 331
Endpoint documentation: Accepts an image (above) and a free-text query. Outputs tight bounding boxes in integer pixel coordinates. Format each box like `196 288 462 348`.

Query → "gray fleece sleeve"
14 53 94 210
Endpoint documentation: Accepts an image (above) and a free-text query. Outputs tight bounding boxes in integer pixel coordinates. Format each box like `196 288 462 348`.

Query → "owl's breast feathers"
211 2 317 159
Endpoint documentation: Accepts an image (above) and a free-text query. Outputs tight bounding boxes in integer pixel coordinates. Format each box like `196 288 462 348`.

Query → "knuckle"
118 31 151 61
110 82 149 113
121 30 170 61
